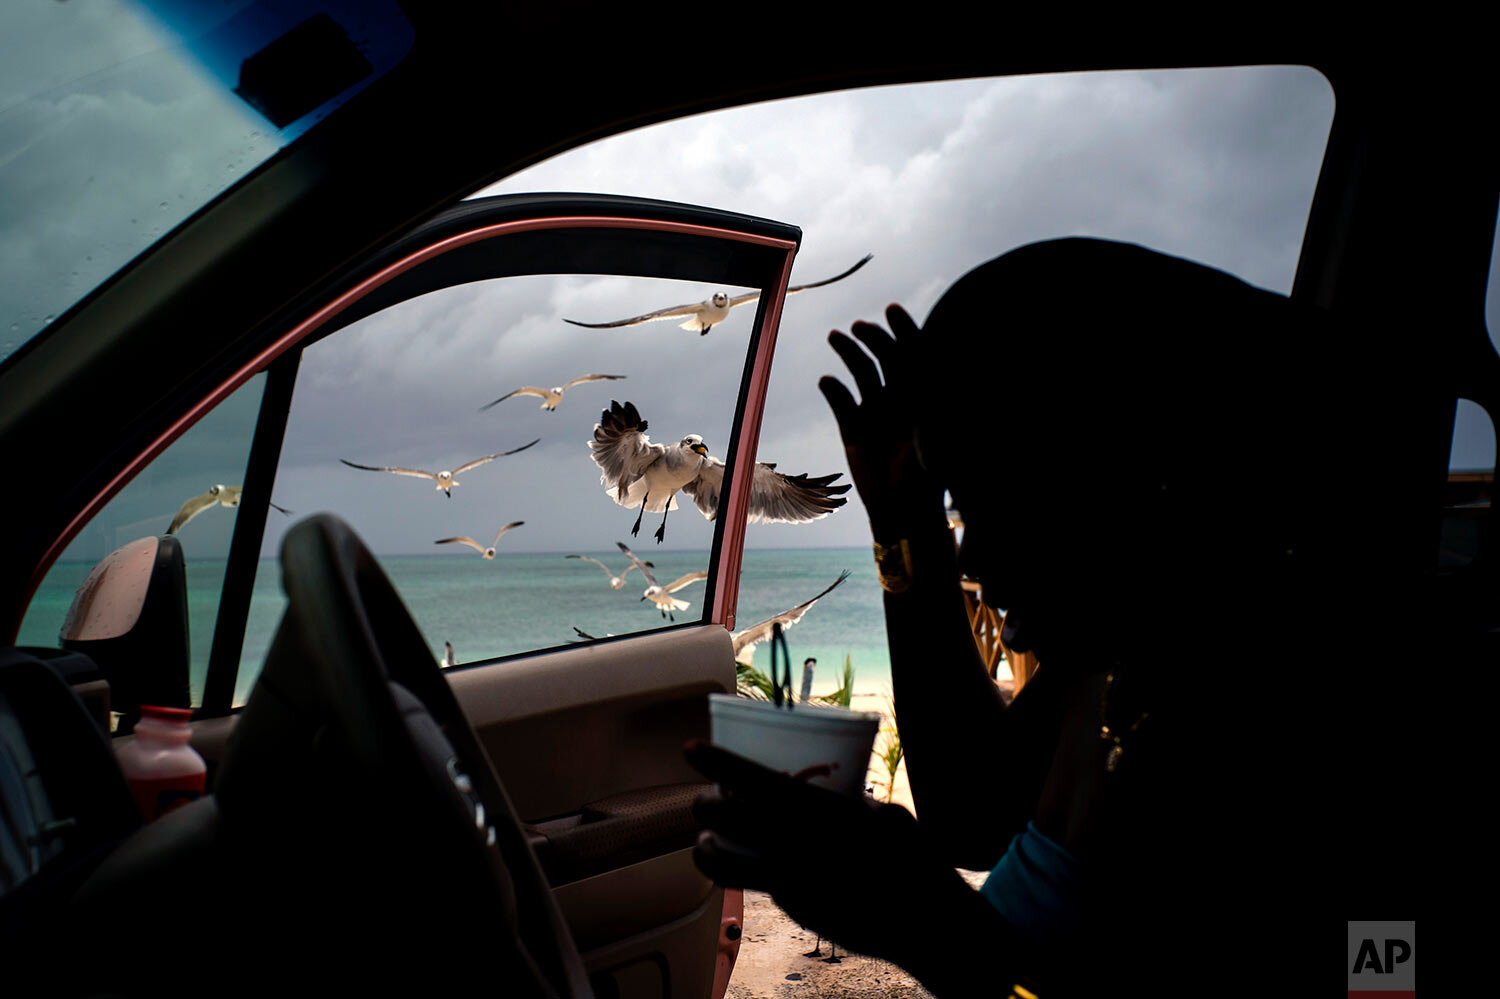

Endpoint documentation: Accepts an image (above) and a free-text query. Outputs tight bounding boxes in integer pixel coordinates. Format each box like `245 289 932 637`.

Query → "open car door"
9 194 804 997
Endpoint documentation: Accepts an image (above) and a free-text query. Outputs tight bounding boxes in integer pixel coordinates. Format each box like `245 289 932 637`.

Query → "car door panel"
450 625 732 825
553 849 722 999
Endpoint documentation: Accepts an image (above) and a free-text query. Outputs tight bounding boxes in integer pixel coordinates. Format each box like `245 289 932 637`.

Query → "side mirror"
59 535 191 733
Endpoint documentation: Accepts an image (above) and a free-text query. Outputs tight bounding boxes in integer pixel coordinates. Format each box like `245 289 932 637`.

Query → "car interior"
0 7 1489 996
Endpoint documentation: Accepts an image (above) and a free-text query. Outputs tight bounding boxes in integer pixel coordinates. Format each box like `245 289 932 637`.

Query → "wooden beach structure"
949 514 1036 697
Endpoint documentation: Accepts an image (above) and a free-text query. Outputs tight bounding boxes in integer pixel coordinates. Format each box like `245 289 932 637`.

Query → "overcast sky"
262 65 1354 556
34 59 1500 563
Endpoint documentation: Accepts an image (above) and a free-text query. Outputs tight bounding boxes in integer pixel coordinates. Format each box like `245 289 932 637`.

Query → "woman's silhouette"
689 238 1415 996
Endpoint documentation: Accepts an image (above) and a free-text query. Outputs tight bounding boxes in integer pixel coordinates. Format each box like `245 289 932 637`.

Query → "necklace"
1099 670 1150 774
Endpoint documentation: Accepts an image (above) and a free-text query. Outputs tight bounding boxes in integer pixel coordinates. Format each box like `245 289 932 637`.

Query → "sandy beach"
847 692 914 814
726 875 991 998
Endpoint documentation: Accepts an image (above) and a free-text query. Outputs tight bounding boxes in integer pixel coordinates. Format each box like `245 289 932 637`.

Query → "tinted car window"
17 373 267 707
0 0 415 363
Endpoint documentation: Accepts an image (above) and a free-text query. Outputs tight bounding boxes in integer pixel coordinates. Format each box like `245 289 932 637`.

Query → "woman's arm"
876 505 1064 868
820 307 1062 868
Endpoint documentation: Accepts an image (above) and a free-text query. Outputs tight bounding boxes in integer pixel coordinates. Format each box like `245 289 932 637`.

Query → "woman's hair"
913 237 1349 592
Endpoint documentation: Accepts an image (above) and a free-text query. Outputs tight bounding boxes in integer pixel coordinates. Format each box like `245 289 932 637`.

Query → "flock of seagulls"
166 255 870 650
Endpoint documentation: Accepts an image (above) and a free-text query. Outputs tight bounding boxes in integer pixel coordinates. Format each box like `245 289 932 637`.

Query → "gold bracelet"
872 538 914 593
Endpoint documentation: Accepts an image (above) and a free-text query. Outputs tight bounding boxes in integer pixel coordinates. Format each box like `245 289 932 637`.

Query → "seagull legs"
700 324 713 336
654 502 671 544
631 490 649 537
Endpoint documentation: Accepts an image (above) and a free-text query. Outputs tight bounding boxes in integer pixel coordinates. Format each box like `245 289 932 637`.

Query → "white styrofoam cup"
708 693 881 797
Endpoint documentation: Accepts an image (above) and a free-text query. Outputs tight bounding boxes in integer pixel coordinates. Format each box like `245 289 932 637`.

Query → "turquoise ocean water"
21 548 892 707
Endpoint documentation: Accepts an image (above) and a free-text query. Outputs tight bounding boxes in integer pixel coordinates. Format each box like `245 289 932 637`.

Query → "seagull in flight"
167 484 291 534
442 642 457 667
479 373 626 412
340 439 538 496
590 400 849 543
732 571 852 664
565 553 652 590
435 521 525 559
564 253 873 336
616 542 708 621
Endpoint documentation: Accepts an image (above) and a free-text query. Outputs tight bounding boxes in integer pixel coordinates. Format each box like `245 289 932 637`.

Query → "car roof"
0 14 1494 632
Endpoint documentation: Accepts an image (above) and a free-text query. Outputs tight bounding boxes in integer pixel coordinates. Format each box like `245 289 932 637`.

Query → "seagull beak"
692 443 708 456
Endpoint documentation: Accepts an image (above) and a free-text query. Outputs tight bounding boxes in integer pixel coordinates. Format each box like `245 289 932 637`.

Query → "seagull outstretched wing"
168 488 223 534
563 373 627 391
479 387 549 411
454 440 539 474
732 570 852 662
615 541 660 589
339 460 438 481
435 536 488 554
568 554 652 577
663 571 709 594
590 401 662 497
683 459 850 524
490 521 525 545
563 301 709 330
723 252 875 309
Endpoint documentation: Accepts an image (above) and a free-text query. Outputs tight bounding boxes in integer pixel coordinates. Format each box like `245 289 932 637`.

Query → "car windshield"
0 0 415 364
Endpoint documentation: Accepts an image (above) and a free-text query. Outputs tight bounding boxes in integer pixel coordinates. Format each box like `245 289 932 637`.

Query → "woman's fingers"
693 830 772 889
850 319 899 373
886 304 920 344
828 330 884 402
818 376 860 439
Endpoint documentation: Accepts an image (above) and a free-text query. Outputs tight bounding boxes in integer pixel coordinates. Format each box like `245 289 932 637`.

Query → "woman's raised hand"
818 305 943 531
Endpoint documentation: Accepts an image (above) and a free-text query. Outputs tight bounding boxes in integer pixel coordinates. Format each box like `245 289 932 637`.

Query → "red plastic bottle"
114 705 206 822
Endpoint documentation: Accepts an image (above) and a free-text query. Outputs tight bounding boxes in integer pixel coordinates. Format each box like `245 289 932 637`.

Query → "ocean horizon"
22 546 896 707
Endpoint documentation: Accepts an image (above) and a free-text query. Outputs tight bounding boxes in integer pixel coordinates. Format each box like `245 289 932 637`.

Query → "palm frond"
869 693 904 803
735 661 774 701
814 652 855 708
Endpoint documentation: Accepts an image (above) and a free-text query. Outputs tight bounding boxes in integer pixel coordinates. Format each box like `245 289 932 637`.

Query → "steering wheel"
214 514 592 995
